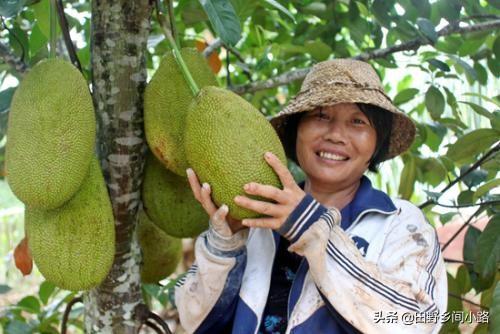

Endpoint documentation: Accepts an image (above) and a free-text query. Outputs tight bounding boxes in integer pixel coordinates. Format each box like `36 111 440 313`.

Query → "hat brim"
271 85 416 161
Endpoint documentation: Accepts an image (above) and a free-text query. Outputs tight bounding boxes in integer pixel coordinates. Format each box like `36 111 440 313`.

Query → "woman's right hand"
186 168 246 236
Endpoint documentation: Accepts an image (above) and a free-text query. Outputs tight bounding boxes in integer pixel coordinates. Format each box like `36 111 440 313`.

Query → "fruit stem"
155 0 199 96
49 0 57 58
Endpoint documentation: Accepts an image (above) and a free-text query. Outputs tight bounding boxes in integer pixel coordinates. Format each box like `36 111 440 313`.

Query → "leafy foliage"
0 0 498 332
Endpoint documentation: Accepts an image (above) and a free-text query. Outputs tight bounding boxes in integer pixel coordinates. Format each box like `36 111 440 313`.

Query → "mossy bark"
85 1 152 332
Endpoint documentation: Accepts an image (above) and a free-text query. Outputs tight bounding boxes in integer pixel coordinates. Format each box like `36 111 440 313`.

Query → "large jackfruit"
184 87 287 220
137 211 182 284
6 59 96 209
25 158 115 291
142 153 208 238
144 48 217 176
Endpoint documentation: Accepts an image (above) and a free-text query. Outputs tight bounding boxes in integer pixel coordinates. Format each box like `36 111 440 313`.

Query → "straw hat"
271 59 416 161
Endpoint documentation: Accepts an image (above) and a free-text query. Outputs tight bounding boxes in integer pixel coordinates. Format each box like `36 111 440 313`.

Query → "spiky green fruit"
138 211 182 284
144 48 217 176
184 86 287 220
6 59 96 209
142 153 208 238
25 158 115 291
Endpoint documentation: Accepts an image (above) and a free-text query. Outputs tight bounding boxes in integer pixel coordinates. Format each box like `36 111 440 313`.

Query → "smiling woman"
175 59 448 334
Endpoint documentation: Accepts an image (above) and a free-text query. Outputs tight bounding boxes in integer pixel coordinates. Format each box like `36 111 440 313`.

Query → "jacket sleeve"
174 226 249 333
279 195 447 334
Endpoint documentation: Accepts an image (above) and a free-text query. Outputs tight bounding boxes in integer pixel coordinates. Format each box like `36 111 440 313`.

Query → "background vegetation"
0 0 498 333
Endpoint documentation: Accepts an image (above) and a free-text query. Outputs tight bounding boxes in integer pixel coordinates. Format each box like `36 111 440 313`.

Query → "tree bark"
85 1 152 332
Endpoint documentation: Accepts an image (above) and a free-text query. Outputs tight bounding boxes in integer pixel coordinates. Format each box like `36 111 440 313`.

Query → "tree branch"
429 199 500 209
444 258 474 265
231 19 500 94
419 143 500 210
55 0 82 72
61 296 83 334
202 38 223 58
448 293 489 310
0 41 28 75
441 207 483 251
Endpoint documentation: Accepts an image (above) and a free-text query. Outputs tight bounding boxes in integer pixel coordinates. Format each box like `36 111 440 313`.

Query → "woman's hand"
186 168 246 236
235 152 306 230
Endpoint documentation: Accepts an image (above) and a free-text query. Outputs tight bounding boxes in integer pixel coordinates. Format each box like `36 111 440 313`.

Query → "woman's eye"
353 118 366 125
316 112 329 120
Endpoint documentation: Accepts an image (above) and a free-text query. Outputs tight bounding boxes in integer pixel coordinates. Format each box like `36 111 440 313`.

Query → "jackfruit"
137 210 182 284
184 86 287 220
142 153 208 238
6 58 96 209
25 158 115 291
144 48 217 176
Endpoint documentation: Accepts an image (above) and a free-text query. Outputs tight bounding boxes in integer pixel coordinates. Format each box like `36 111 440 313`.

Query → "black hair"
357 104 393 172
281 104 393 173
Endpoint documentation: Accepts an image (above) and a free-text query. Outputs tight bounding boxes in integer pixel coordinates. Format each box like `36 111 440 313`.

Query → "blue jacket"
175 177 447 333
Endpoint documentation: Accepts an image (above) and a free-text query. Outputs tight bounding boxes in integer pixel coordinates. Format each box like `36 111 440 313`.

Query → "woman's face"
296 103 377 190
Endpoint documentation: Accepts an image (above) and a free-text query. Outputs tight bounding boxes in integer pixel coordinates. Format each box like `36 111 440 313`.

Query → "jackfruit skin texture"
137 211 182 284
142 153 208 238
6 59 96 209
144 48 218 176
184 86 287 220
25 158 115 291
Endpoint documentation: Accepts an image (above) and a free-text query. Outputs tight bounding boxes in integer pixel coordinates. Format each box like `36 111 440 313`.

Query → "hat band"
298 81 393 103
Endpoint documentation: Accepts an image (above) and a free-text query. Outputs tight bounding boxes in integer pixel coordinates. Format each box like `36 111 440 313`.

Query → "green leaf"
456 265 472 293
422 158 447 187
0 284 11 294
436 0 462 22
425 123 447 151
463 226 481 269
458 36 488 57
5 321 32 334
32 0 61 39
416 18 437 43
492 281 500 333
262 0 295 23
398 154 416 199
372 0 393 28
425 85 445 119
427 58 450 72
0 87 16 114
440 212 456 224
473 179 500 203
17 295 41 314
39 281 56 305
458 101 494 120
305 40 332 61
442 273 462 333
0 0 27 17
474 215 500 280
457 190 474 205
487 55 500 77
447 129 499 164
473 62 488 86
229 0 257 20
461 167 488 189
302 2 327 17
492 111 500 131
199 0 242 46
493 35 500 59
393 88 419 106
29 23 48 57
450 55 478 82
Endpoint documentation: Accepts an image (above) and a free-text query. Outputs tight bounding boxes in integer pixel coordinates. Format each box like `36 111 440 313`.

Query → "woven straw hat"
271 59 416 161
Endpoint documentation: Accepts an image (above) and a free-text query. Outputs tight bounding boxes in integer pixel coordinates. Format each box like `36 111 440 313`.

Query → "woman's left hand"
234 152 306 230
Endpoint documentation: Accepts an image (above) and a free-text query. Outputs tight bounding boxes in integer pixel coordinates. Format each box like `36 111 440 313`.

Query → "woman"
175 59 447 333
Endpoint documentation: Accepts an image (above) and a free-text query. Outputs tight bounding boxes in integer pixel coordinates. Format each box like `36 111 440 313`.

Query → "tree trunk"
84 1 152 332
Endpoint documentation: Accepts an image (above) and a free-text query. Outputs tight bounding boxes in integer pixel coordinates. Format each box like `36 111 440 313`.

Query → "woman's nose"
322 121 347 144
